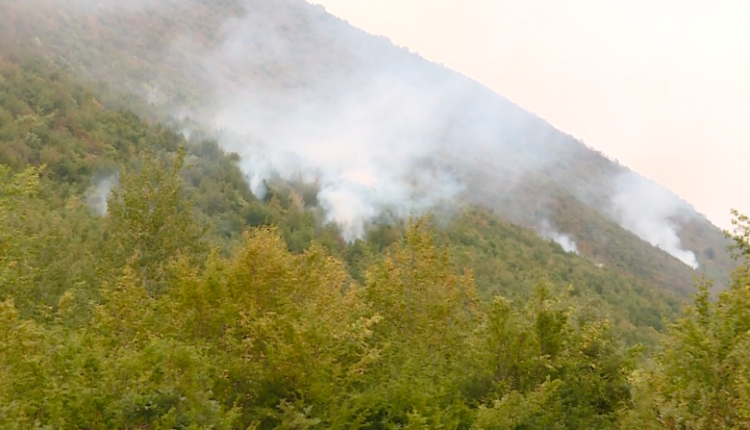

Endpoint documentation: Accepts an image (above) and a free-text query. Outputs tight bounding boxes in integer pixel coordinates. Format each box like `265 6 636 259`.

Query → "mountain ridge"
0 52 680 348
0 0 735 294
3 3 750 427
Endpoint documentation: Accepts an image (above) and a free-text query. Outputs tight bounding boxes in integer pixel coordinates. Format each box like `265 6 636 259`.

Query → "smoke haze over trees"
0 0 727 276
0 0 747 428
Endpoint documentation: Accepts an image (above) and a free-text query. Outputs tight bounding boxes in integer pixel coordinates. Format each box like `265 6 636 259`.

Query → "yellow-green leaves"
623 210 750 429
0 165 42 304
473 379 563 430
105 146 208 295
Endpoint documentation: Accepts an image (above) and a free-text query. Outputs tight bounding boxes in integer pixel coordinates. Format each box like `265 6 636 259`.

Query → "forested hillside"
0 0 736 297
2 0 749 428
2 53 750 429
0 53 677 339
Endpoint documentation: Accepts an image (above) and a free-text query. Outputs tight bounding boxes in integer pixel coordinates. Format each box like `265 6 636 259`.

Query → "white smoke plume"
540 220 579 254
85 173 119 217
166 1 559 241
609 171 698 269
210 74 473 240
49 0 711 254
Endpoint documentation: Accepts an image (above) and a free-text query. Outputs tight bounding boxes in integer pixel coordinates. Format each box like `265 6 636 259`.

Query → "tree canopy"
0 49 747 430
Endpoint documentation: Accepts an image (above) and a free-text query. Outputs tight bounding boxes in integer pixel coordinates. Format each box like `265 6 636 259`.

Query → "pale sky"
308 0 750 230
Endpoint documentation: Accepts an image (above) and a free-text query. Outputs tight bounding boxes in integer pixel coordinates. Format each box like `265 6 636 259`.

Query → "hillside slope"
0 0 735 295
0 54 681 344
3 52 750 430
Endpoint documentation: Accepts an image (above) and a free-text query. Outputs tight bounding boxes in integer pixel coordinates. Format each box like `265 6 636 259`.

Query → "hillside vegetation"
0 53 677 338
1 54 750 430
0 0 736 297
2 1 749 428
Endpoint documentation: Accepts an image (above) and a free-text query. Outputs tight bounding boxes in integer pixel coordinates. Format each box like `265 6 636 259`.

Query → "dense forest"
0 0 736 297
2 49 750 429
0 0 747 428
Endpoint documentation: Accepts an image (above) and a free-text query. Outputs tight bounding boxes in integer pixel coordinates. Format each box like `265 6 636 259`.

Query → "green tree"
475 282 638 430
622 210 750 429
105 146 208 295
358 217 482 428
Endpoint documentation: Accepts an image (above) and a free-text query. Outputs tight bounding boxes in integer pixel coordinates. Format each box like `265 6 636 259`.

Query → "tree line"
1 53 748 429
2 147 750 429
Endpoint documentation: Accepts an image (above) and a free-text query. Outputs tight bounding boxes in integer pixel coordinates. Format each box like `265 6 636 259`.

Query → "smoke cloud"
166 0 561 241
55 0 708 259
540 220 579 254
162 0 706 254
85 173 119 217
609 171 698 269
210 75 473 240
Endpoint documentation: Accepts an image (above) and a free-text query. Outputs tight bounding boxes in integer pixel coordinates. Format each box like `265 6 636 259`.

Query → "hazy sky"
307 0 750 230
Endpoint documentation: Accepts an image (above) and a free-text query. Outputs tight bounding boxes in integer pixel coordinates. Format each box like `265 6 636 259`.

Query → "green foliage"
470 281 640 429
0 0 736 299
105 146 209 295
621 212 750 429
0 163 643 429
436 207 680 344
0 44 747 430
